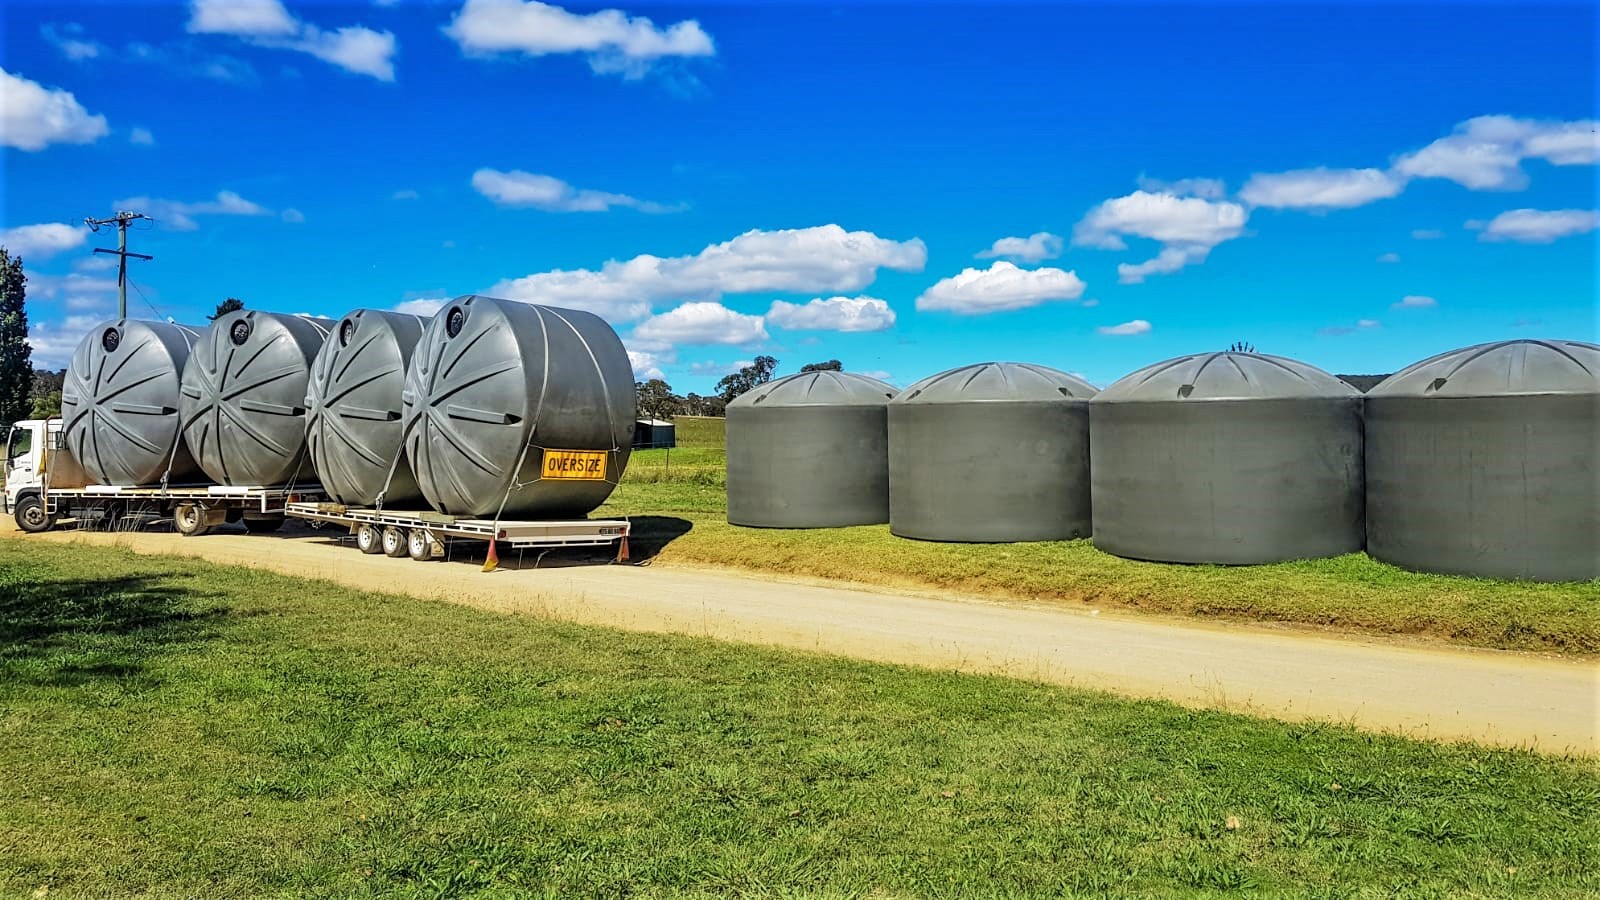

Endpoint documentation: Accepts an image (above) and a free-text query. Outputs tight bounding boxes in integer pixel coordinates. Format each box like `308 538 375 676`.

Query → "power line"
84 211 153 319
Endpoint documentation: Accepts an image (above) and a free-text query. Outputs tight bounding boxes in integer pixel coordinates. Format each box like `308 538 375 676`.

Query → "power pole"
84 211 153 319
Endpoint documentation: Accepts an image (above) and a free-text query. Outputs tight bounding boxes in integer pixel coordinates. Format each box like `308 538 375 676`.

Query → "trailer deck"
284 502 630 563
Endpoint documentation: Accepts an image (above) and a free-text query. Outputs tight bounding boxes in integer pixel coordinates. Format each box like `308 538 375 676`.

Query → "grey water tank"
1366 339 1600 582
401 296 634 519
60 319 205 486
179 310 334 486
890 362 1097 542
1091 352 1364 564
305 309 425 506
726 371 898 528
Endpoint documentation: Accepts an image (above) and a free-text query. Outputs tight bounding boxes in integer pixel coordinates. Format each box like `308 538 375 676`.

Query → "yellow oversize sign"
541 449 608 481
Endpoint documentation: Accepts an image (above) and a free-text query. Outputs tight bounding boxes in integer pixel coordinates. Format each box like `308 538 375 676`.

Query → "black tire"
13 495 54 533
355 523 383 554
242 516 285 534
381 526 408 558
407 528 435 561
173 503 209 537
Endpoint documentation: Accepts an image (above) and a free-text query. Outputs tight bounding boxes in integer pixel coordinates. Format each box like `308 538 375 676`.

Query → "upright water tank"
726 371 898 528
1366 339 1600 582
60 319 205 486
305 309 426 506
1091 352 1364 564
179 310 334 486
890 362 1097 542
401 296 634 518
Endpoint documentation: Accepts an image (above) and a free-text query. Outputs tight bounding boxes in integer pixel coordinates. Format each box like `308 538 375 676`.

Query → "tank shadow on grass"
0 571 224 686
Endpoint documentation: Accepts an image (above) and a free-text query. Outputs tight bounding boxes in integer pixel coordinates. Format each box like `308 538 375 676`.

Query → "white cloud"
688 359 744 377
1136 176 1227 199
394 297 446 316
280 208 305 223
73 255 117 272
975 231 1063 263
1357 319 1381 328
1239 167 1405 210
915 261 1086 315
1097 319 1151 336
1377 252 1401 263
1474 208 1599 244
27 317 105 368
858 370 893 383
114 190 273 231
392 188 420 200
129 127 155 145
0 68 110 151
28 272 117 300
1393 115 1600 190
766 296 895 332
1393 295 1438 310
187 0 397 80
1073 190 1248 283
42 24 105 61
446 0 714 78
471 168 678 213
1412 228 1445 240
0 223 88 259
489 224 925 324
631 301 767 346
629 349 667 380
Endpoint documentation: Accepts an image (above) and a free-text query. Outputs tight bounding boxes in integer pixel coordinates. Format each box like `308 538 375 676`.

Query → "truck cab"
5 419 52 530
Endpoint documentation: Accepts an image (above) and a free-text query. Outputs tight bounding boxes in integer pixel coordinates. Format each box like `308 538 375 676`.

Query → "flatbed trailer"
22 483 325 535
284 501 630 564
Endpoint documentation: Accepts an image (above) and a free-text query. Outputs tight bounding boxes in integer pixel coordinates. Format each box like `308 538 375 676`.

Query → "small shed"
633 418 676 449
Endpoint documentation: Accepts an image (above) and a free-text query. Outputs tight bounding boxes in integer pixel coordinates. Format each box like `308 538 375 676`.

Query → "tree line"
635 357 845 420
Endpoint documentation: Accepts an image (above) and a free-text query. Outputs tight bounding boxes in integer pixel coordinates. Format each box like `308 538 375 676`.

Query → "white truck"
4 417 632 566
3 417 319 536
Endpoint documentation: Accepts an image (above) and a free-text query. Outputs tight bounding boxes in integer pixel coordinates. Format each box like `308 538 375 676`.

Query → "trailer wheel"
173 503 210 537
407 529 436 561
381 526 407 558
13 495 53 533
242 516 285 534
355 523 383 554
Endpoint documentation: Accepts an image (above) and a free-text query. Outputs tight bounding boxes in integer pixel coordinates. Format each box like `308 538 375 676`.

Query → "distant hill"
1337 374 1390 393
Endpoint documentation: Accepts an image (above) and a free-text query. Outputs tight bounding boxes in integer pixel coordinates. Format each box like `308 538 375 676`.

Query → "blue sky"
3 0 1595 391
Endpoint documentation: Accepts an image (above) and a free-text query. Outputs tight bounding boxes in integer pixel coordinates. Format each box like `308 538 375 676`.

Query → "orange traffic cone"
483 540 499 573
617 534 630 563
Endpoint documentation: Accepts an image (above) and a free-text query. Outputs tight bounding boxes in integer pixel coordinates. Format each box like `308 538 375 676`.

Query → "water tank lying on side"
890 362 1097 542
401 295 635 519
1090 352 1364 565
1366 339 1600 582
726 371 898 528
61 319 205 486
305 309 426 506
179 310 334 486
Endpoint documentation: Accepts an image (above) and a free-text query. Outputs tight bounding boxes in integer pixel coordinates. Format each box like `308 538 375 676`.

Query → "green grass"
3 540 1597 897
671 415 727 449
602 447 1600 656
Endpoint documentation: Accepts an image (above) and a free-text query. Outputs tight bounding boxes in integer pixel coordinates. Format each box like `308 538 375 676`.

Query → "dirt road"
9 522 1597 754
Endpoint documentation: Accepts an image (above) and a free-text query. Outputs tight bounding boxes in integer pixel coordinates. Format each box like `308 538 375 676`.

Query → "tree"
210 297 245 320
0 248 33 426
799 359 842 372
635 378 684 421
715 355 778 403
29 368 64 419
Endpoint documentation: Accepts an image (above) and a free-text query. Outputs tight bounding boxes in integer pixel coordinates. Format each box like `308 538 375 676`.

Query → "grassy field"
606 439 1600 656
3 540 1597 897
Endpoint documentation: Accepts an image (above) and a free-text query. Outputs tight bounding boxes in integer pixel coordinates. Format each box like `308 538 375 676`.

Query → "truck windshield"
7 426 30 465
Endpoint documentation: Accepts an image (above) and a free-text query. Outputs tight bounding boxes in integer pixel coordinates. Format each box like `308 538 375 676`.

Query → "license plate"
541 449 608 481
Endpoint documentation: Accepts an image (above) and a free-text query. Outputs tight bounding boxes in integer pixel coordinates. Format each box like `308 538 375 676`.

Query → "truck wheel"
381 526 407 558
355 523 383 554
407 529 436 561
174 503 210 537
13 496 54 533
242 516 285 534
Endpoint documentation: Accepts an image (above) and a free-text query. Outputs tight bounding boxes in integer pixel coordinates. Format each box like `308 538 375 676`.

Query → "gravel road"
7 521 1595 755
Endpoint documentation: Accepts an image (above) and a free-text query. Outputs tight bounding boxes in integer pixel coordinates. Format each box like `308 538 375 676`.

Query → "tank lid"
729 371 898 408
1369 339 1600 397
1094 351 1357 403
894 362 1097 404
